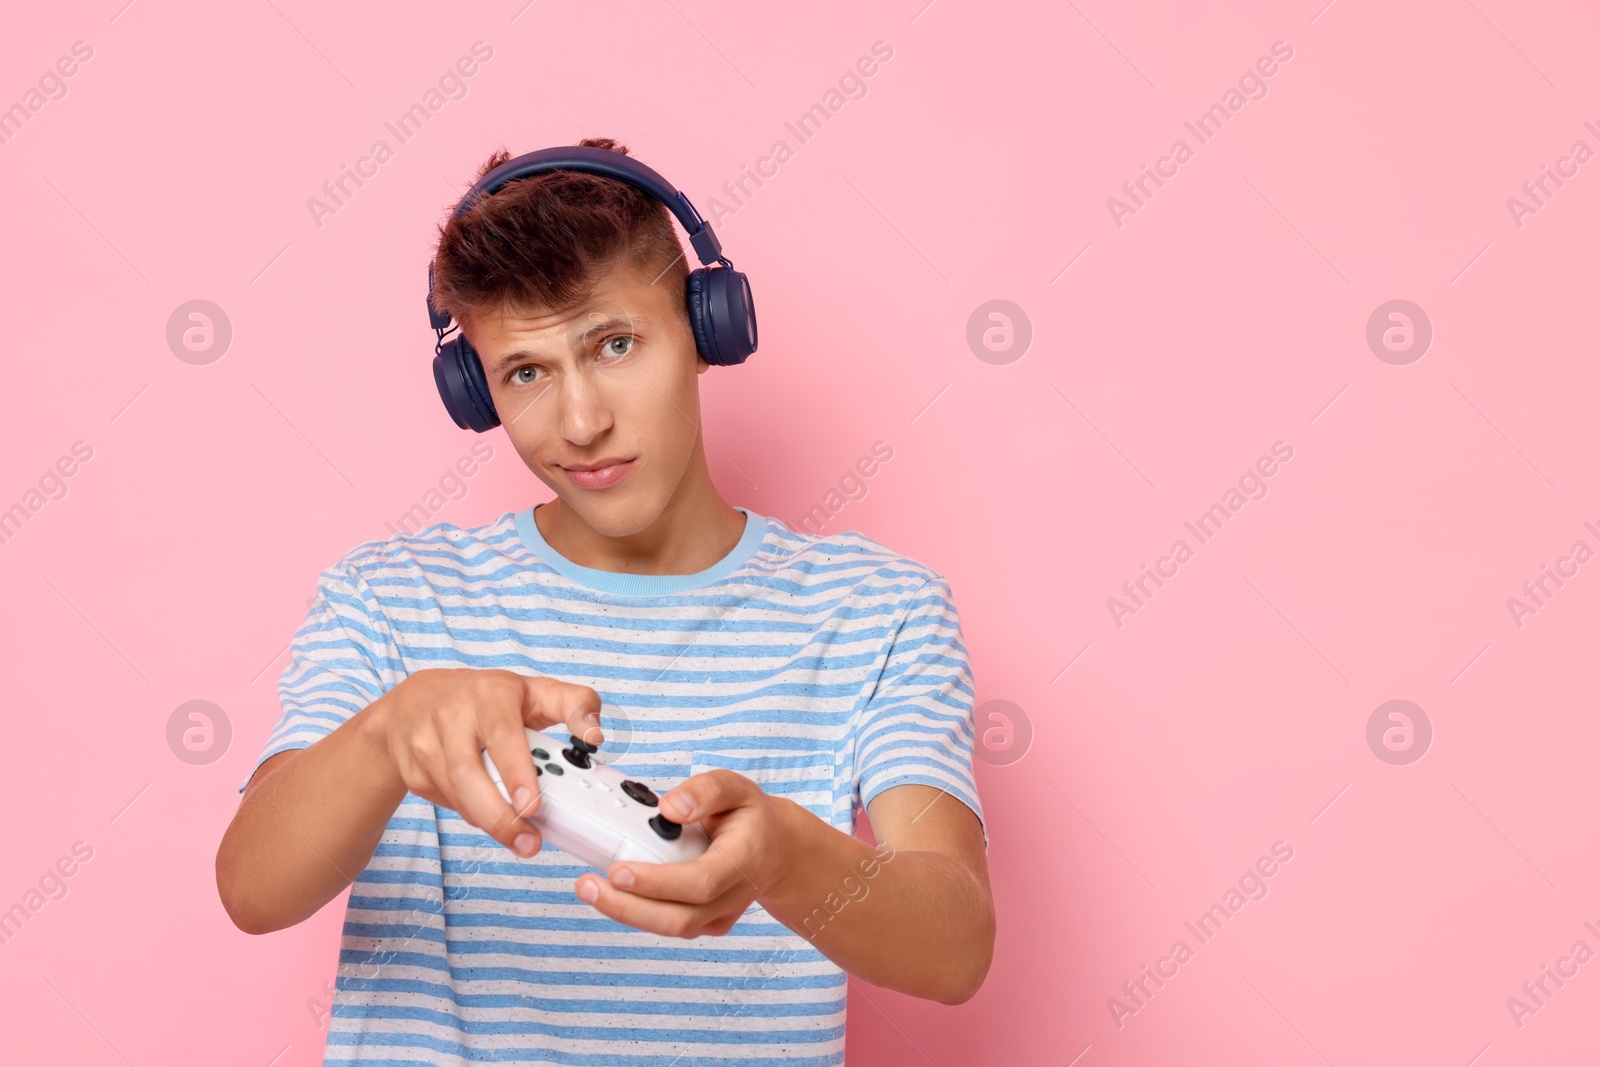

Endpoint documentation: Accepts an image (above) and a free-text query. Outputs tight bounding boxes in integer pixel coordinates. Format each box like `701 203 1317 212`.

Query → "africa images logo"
305 41 495 229
1105 40 1296 229
1106 441 1295 628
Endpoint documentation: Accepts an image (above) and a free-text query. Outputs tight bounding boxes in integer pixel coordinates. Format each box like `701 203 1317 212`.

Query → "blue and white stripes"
244 505 983 1065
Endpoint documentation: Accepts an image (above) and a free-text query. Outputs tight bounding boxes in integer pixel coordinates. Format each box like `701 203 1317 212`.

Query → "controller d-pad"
648 814 682 841
621 780 659 807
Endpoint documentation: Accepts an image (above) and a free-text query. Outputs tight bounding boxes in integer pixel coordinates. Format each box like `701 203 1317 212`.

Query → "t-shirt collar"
513 503 769 595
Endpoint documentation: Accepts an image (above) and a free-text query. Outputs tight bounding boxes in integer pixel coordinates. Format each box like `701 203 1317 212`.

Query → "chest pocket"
689 749 840 827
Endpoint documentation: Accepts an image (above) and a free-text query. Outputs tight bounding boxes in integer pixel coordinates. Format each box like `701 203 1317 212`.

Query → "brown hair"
429 137 689 329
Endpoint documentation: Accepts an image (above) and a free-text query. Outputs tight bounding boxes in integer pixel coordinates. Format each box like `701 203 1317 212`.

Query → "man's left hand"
572 768 802 938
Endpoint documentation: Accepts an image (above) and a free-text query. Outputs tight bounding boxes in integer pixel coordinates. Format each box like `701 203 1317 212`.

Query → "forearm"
758 799 995 1004
215 699 407 935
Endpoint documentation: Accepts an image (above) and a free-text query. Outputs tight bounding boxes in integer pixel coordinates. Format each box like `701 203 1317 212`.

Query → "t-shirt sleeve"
237 561 398 794
851 575 986 847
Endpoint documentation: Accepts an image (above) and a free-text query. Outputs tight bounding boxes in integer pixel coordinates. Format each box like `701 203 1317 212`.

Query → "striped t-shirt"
242 503 985 1066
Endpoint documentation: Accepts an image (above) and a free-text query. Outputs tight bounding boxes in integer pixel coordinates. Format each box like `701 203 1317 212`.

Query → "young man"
215 137 993 1066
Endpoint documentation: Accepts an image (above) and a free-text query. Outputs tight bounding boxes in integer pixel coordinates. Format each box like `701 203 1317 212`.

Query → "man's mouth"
559 458 636 490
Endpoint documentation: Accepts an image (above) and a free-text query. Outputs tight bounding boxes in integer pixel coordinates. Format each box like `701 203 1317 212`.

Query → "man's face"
464 261 710 537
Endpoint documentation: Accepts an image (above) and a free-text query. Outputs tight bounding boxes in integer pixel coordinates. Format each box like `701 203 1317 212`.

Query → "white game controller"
481 728 709 871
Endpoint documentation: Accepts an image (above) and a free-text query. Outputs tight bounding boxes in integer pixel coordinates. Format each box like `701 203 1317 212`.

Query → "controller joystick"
620 780 659 806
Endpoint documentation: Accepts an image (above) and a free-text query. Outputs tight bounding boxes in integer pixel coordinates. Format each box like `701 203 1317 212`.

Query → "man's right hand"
371 668 604 858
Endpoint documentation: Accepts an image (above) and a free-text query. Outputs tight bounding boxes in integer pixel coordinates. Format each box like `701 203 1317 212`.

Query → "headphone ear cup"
686 267 758 366
684 269 721 365
432 335 501 432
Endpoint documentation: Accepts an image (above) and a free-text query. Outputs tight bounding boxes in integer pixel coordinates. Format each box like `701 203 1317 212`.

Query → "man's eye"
601 335 635 358
512 366 542 384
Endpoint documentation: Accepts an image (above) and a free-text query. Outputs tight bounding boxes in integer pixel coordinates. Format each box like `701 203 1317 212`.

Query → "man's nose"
557 372 611 445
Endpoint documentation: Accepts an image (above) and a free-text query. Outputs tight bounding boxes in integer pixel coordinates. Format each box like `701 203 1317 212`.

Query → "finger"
603 850 741 906
521 675 604 746
479 710 542 824
574 871 747 939
658 768 753 826
440 722 542 858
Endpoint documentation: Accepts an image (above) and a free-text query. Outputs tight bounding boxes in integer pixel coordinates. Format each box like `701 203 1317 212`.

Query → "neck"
533 445 746 575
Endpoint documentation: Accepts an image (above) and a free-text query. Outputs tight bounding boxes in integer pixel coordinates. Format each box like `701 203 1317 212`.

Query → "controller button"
562 746 592 770
621 780 659 806
648 814 682 841
544 763 564 776
576 778 590 789
613 799 626 808
531 747 549 761
533 764 542 776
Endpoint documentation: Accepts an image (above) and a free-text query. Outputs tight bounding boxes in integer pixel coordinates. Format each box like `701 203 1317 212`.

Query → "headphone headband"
456 146 724 265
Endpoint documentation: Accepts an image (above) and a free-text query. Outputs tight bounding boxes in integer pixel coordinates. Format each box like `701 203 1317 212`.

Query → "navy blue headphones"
426 145 758 432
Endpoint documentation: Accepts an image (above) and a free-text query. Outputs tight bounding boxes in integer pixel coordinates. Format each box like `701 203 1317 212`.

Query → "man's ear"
696 357 710 376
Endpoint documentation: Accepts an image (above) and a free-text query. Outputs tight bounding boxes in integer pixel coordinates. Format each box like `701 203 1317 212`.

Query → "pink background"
2 0 1597 1063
